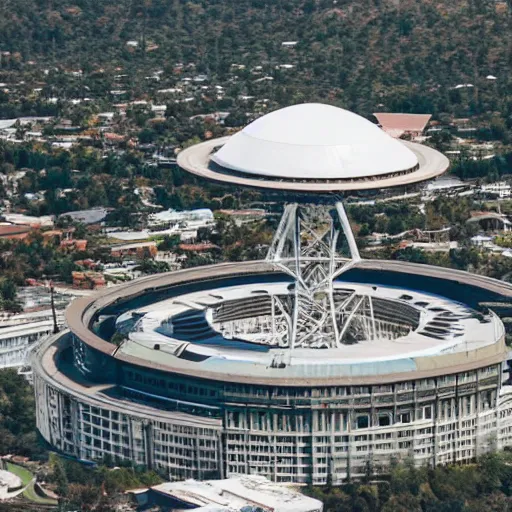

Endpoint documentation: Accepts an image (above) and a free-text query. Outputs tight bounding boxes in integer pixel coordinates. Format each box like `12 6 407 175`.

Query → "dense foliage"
0 369 45 458
0 1 511 118
0 369 162 510
44 453 162 511
305 453 512 511
0 231 94 284
452 153 512 180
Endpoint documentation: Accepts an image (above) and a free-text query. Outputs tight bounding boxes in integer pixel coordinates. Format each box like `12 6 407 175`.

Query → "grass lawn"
23 480 58 505
6 462 33 486
6 462 58 506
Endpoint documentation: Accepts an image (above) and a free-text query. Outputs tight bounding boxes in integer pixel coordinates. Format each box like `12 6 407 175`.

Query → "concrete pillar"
218 431 225 479
144 422 154 470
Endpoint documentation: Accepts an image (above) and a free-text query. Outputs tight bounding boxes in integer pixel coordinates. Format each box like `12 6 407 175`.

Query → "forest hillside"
0 0 510 115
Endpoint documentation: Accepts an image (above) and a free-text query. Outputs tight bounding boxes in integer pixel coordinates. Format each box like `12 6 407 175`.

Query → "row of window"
121 366 499 404
125 370 219 398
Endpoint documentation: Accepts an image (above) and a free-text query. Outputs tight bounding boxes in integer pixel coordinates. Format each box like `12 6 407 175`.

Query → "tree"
358 224 371 237
392 247 429 265
429 130 453 152
224 111 247 127
477 454 503 495
221 194 238 209
382 493 421 512
0 277 21 312
138 128 156 144
158 234 180 251
51 454 69 498
388 216 405 236
0 369 45 458
196 226 212 242
135 259 170 274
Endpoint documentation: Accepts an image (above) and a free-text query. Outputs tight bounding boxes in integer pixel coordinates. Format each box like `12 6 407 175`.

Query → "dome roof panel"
212 103 419 180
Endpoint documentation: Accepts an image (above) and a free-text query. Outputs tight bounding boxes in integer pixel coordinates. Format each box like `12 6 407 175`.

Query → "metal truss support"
266 201 362 349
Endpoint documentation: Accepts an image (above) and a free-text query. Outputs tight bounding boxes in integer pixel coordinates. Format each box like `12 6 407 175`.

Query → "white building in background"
103 208 217 242
147 475 323 512
97 112 115 125
0 469 23 500
149 208 214 228
423 176 471 198
470 235 494 248
480 182 511 199
102 262 143 282
0 287 69 370
1 213 55 228
0 320 56 369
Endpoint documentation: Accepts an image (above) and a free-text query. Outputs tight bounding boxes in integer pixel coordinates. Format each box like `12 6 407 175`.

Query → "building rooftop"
0 469 22 492
111 241 157 252
177 105 449 193
150 208 214 224
150 475 323 512
211 103 418 180
1 214 54 228
373 113 432 135
0 120 17 130
60 207 110 224
179 243 219 252
115 279 504 382
66 260 512 386
0 224 31 238
217 209 266 217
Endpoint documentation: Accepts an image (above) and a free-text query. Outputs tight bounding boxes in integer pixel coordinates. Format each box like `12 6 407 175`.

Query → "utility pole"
50 281 59 334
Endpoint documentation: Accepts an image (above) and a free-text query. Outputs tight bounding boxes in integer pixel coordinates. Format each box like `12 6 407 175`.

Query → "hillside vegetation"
0 0 510 116
0 369 44 458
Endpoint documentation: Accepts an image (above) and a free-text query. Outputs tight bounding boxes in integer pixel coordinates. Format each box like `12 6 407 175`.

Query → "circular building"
177 103 449 192
32 104 512 485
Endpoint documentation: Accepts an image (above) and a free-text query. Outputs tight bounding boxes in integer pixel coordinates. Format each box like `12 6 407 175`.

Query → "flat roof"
117 281 500 365
61 207 110 224
64 260 511 386
151 475 322 512
0 225 31 236
0 320 54 343
111 241 157 251
374 113 432 133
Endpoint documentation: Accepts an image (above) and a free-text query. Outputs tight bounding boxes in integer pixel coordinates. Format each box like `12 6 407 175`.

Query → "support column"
266 202 362 349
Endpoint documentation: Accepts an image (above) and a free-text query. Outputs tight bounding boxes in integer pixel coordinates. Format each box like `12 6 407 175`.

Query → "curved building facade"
32 261 512 484
31 104 512 484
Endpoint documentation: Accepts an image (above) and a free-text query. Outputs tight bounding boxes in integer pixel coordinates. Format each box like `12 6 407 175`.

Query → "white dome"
212 103 419 180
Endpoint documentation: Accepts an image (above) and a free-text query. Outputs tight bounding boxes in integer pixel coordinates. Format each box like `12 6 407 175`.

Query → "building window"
378 414 391 427
356 415 369 429
400 412 411 424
